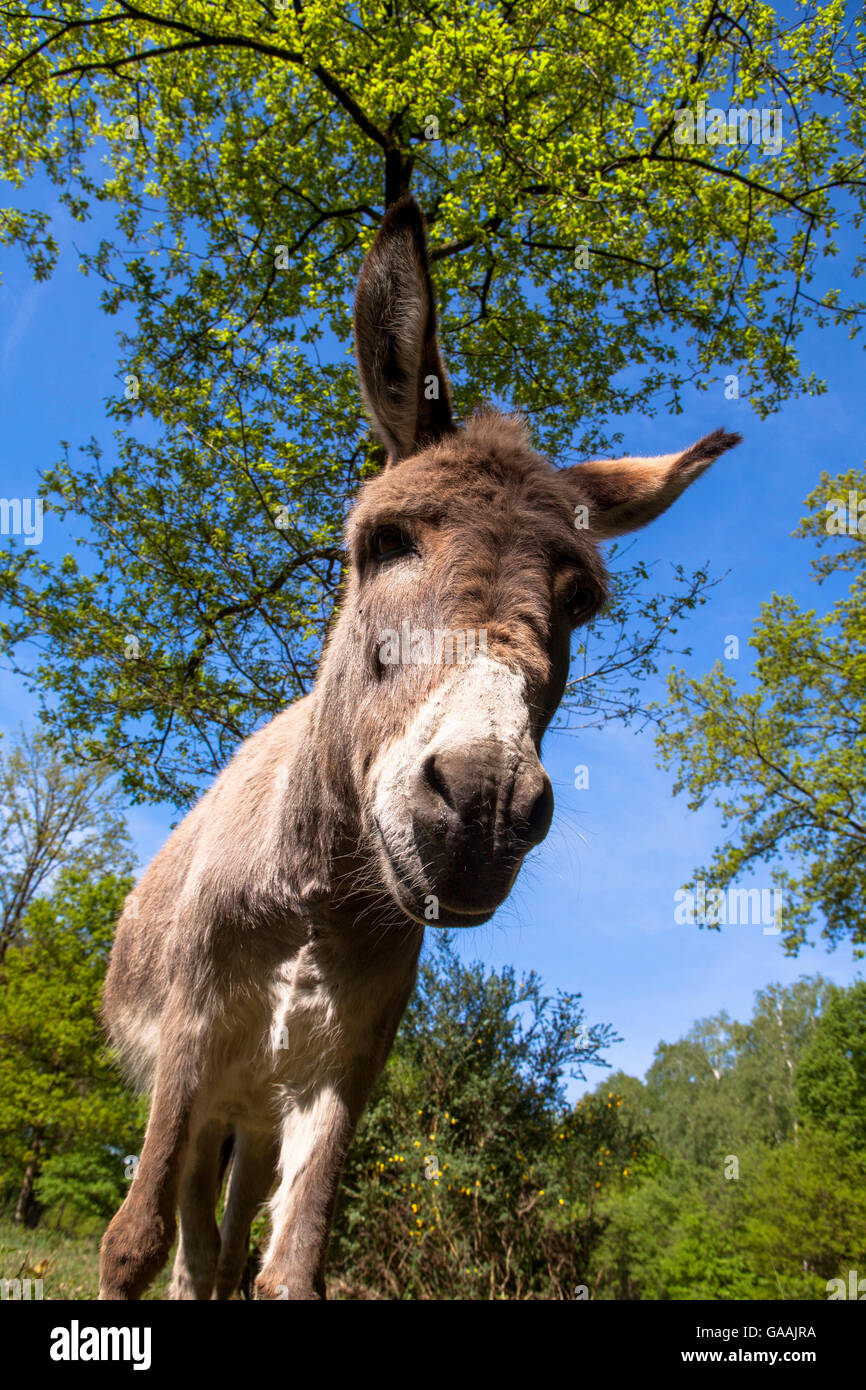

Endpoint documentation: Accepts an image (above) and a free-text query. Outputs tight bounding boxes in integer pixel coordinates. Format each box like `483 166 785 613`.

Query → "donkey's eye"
370 525 413 561
565 583 596 623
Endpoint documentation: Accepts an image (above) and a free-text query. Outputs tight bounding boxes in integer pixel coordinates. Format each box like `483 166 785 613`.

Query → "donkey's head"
316 198 740 929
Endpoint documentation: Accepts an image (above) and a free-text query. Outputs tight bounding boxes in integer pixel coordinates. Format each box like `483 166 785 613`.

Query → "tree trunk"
13 1134 43 1228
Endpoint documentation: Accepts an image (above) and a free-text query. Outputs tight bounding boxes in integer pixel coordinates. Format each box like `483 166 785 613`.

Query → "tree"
724 977 828 1147
796 981 866 1152
0 868 144 1226
594 1154 760 1300
0 726 133 960
741 1129 866 1298
1 2 865 804
655 467 866 954
643 979 826 1165
643 1032 742 1170
326 932 631 1299
590 977 843 1301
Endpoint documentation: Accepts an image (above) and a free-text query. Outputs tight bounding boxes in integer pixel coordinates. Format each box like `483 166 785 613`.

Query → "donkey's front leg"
100 1027 207 1300
255 1085 358 1301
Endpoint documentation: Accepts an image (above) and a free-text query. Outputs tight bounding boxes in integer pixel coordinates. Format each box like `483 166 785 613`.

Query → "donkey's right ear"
353 197 455 466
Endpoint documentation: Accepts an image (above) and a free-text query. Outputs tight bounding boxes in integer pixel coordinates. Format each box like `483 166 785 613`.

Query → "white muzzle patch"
369 657 536 904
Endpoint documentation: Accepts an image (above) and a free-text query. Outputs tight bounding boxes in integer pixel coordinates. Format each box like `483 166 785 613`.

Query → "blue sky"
1 180 863 1101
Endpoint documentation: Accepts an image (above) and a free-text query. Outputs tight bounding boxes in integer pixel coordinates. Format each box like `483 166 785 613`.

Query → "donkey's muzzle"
408 746 553 912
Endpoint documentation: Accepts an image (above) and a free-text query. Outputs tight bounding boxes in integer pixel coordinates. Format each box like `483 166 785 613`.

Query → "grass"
0 1210 351 1299
0 1213 170 1300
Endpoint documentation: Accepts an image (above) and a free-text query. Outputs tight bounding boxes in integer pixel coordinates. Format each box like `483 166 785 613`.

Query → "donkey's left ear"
563 429 742 540
353 197 455 466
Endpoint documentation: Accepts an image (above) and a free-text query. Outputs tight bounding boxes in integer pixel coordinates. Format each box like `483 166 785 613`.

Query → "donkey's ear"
353 197 455 466
563 428 742 539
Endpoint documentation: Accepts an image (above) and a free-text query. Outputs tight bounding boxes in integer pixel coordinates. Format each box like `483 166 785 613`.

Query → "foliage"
36 1144 136 1225
0 868 146 1225
1 2 865 803
0 881 861 1302
796 980 866 1150
589 975 862 1301
326 932 639 1299
329 950 862 1302
594 1154 760 1301
740 1128 866 1299
641 979 826 1166
655 466 866 954
0 725 132 958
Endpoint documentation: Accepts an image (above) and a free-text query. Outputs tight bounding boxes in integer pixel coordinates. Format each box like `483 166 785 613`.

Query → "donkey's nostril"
407 748 552 912
528 778 554 845
414 749 552 852
420 752 457 813
512 771 554 850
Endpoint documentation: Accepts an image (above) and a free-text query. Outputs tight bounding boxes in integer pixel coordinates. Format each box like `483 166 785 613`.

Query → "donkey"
99 196 740 1300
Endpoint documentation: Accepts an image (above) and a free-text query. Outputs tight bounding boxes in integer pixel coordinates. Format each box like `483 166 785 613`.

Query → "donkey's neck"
272 686 398 941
